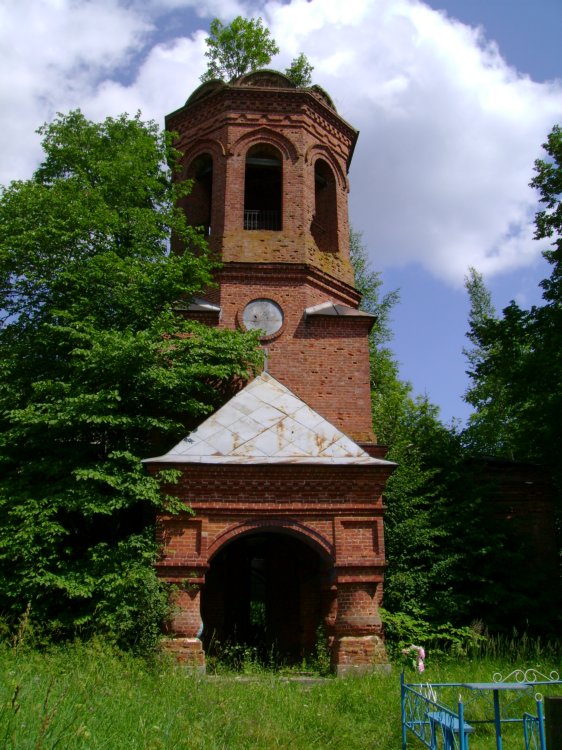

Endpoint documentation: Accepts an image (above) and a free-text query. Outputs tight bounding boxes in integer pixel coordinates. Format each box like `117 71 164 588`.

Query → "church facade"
143 71 395 675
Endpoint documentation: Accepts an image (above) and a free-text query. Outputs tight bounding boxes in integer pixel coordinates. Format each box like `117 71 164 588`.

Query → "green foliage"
459 126 562 633
350 230 550 635
462 124 562 484
464 266 497 376
381 610 486 660
285 53 314 87
463 268 521 457
349 230 411 447
200 16 280 82
0 111 262 646
532 124 562 248
350 231 455 621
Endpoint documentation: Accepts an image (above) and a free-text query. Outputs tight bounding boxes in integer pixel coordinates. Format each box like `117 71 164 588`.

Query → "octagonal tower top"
166 71 359 287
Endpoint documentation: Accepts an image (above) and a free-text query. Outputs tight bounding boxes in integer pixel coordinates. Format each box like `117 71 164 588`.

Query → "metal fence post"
401 672 407 750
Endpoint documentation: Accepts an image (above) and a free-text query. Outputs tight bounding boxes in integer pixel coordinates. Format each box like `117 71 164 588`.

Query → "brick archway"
201 527 333 663
207 518 334 563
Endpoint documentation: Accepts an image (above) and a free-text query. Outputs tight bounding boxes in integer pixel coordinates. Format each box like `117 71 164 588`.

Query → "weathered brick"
150 72 394 673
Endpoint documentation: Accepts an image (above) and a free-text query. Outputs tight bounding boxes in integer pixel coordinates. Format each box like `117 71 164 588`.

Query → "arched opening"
244 144 282 230
201 531 330 664
185 153 213 235
312 158 338 253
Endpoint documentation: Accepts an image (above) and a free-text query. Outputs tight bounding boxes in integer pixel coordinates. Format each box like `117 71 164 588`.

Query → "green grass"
1 640 561 749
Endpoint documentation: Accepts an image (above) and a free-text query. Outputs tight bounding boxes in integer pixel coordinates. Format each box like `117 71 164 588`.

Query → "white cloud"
264 0 562 284
81 33 208 124
0 0 151 181
1 0 561 285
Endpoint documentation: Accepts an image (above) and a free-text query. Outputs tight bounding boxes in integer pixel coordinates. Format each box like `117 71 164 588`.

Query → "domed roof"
184 70 337 111
235 69 295 89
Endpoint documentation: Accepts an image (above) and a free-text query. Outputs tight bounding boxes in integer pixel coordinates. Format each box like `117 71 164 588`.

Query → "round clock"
242 298 284 337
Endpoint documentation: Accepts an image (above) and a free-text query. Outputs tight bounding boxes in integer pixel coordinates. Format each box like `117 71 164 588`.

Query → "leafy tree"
463 267 518 456
285 53 314 87
524 124 562 476
464 267 497 375
0 111 262 647
462 125 562 480
459 126 562 632
350 232 458 621
351 232 533 633
200 16 279 83
350 230 414 448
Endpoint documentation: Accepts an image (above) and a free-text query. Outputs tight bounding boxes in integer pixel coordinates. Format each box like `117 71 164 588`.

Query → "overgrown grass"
1 638 561 749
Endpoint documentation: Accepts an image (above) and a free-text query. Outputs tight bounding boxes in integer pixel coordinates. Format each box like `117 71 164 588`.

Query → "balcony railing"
244 210 281 231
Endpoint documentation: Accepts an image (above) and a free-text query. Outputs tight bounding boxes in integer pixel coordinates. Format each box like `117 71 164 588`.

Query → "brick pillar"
163 581 206 673
331 580 388 676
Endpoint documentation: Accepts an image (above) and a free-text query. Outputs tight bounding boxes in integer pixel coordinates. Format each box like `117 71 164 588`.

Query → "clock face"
242 298 284 337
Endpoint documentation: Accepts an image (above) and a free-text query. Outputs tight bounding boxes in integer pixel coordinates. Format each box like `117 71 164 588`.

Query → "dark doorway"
185 153 213 235
244 144 282 230
201 532 328 663
312 158 338 252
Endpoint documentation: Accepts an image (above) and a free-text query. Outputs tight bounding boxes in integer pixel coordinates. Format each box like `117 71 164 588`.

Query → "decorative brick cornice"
217 262 362 307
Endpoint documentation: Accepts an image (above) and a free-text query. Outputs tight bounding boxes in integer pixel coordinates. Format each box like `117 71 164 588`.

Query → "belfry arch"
244 143 283 230
184 152 213 234
312 158 339 253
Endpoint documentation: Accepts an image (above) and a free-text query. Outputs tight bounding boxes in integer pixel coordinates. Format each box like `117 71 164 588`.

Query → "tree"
526 123 562 477
462 125 562 478
285 53 314 87
0 111 262 647
349 229 408 446
350 232 527 634
463 267 518 456
350 232 460 622
200 16 279 82
458 126 562 633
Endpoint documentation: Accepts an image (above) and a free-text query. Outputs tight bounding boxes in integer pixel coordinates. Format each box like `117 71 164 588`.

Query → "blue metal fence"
401 674 473 750
401 673 559 750
523 703 546 750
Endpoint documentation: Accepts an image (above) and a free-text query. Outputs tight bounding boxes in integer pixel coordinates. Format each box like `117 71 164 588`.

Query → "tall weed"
1 636 561 749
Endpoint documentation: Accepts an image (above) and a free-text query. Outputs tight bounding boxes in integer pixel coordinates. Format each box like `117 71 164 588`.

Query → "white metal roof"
143 372 393 466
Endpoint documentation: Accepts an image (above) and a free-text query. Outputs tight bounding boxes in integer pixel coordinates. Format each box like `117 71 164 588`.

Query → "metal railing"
401 675 471 750
244 210 281 230
523 708 546 750
401 673 560 750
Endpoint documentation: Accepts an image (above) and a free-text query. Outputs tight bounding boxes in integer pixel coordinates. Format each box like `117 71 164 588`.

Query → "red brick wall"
152 462 390 573
170 79 374 440
157 76 393 672
168 83 357 285
211 264 374 440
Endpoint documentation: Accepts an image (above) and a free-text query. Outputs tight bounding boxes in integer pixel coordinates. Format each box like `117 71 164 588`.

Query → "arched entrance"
201 530 332 664
244 144 282 230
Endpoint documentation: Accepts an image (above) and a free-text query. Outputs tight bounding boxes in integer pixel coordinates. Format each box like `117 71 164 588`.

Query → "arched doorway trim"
231 127 299 164
180 138 226 177
305 144 348 191
207 518 334 564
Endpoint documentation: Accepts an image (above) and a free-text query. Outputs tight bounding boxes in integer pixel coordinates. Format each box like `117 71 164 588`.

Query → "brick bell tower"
144 71 395 675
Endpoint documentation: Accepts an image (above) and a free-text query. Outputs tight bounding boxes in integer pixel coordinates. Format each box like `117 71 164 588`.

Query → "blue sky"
1 0 561 426
391 0 562 424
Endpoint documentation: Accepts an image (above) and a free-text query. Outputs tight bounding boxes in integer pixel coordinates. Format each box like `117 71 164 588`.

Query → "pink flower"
402 644 426 673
